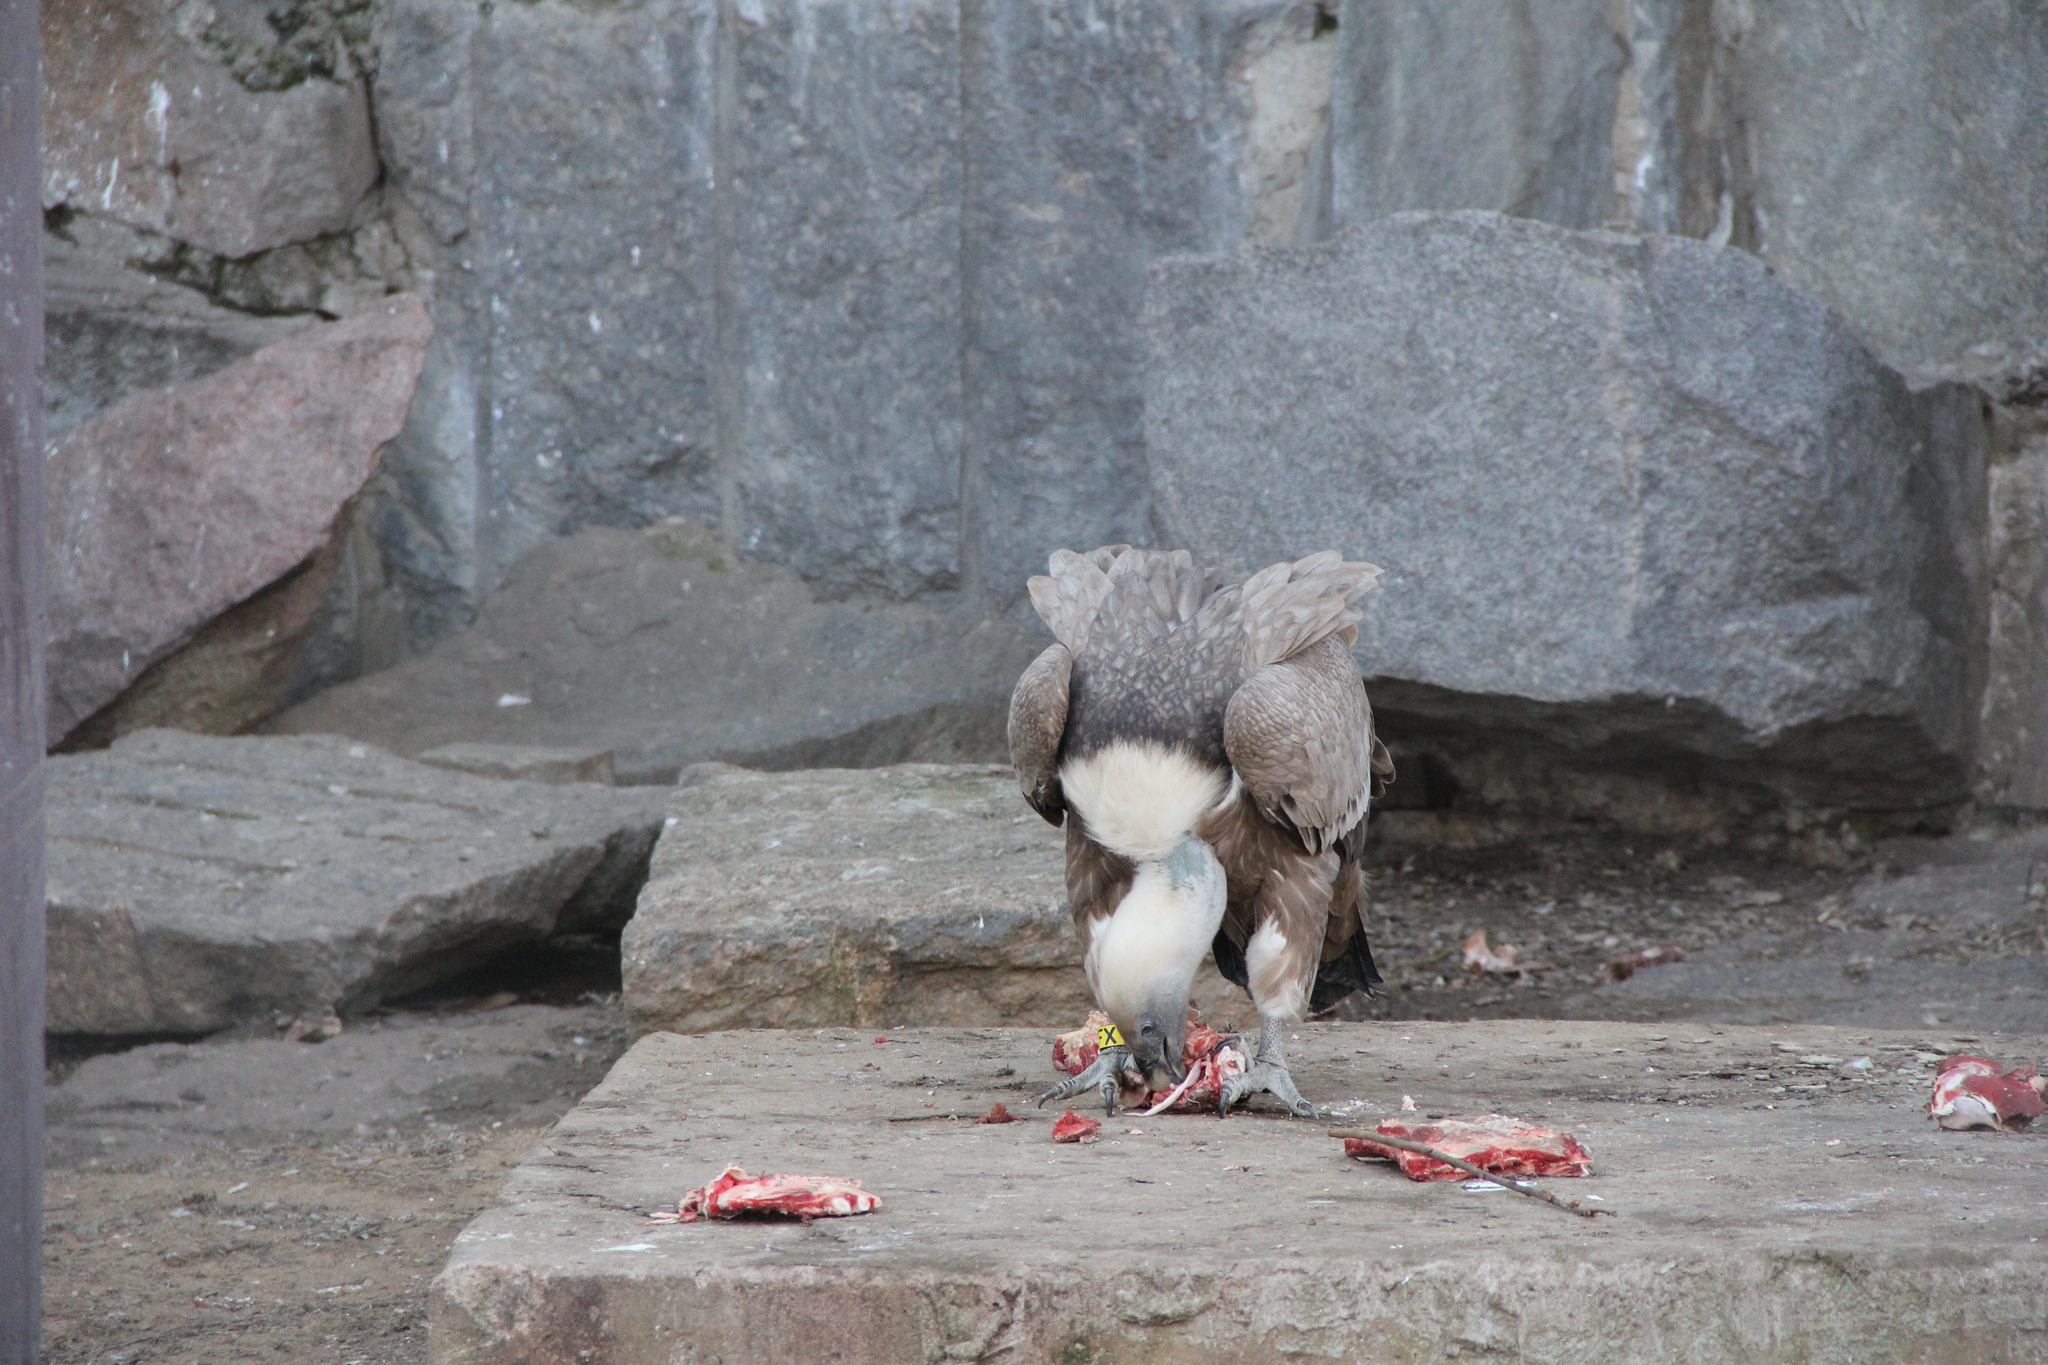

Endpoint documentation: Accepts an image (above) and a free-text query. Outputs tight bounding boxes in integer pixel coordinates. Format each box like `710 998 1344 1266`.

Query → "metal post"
0 1 44 1360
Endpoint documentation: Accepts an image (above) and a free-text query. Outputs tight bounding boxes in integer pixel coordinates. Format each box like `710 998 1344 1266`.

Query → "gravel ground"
43 1126 545 1365
1332 828 2048 1030
43 964 632 1365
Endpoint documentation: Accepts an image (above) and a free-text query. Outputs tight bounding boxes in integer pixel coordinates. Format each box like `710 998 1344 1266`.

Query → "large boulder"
1144 212 1985 818
1327 0 2048 381
265 520 1047 784
42 216 318 441
44 730 668 1036
45 293 432 747
622 763 1236 1035
41 0 380 259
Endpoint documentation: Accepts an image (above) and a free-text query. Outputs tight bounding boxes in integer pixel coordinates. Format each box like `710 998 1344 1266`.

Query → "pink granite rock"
45 293 432 746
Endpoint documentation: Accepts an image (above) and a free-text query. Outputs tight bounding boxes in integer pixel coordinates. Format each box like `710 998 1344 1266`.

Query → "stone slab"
418 743 617 787
624 763 1235 1036
267 522 1047 785
1144 211 1985 816
44 730 668 1035
432 1020 2048 1364
44 1002 622 1169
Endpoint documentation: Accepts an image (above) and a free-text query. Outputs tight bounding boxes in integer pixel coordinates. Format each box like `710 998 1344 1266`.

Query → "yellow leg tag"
1097 1024 1125 1050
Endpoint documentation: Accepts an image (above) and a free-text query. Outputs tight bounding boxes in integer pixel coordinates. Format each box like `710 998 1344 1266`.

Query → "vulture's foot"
1219 1019 1319 1119
1038 1046 1134 1117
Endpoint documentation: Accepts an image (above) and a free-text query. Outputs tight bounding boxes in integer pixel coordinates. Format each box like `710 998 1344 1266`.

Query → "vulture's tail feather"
1027 550 1115 654
1236 552 1383 675
1028 546 1211 654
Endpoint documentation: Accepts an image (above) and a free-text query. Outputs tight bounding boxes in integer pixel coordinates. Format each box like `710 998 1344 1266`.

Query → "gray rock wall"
364 0 1315 616
1328 0 2048 382
43 0 379 260
1331 0 1625 233
1145 212 1986 816
726 0 964 598
373 0 723 609
42 0 2046 821
1978 393 2048 808
45 295 432 747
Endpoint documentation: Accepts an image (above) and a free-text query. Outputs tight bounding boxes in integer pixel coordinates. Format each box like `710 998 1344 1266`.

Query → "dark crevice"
45 1031 218 1085
378 931 624 1012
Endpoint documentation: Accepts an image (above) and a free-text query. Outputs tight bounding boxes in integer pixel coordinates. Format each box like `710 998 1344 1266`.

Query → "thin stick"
886 1111 1034 1123
1326 1129 1611 1219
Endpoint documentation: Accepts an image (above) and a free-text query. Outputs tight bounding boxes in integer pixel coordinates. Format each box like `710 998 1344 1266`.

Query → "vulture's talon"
1218 1018 1320 1118
1038 1046 1134 1115
1219 1060 1319 1118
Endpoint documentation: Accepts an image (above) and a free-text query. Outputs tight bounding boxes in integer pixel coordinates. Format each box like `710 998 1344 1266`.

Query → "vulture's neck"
1062 741 1229 1019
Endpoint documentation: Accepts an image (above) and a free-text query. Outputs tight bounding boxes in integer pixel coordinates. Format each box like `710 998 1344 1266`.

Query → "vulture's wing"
1222 635 1378 856
1065 817 1135 972
1008 642 1073 825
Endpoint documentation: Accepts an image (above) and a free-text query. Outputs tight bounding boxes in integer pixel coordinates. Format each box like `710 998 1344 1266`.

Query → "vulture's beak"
1131 1013 1185 1093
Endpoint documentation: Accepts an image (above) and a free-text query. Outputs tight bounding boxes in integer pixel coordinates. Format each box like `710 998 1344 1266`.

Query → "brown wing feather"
1246 844 1340 1017
1199 791 1277 965
1222 635 1377 855
1236 552 1382 676
1202 778 1382 1018
1008 642 1073 824
1064 819 1134 962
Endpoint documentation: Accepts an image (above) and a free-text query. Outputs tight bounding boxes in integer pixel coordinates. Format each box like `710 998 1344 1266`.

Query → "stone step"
622 762 1236 1036
432 1020 2048 1364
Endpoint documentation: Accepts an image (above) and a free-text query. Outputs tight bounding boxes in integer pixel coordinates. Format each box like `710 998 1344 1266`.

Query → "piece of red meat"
1928 1055 2046 1132
650 1166 881 1223
1050 1008 1248 1114
1051 1110 1101 1143
1343 1113 1594 1182
978 1102 1020 1124
1050 1015 1105 1075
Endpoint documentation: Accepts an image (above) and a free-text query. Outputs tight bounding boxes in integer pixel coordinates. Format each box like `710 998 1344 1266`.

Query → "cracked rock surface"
44 729 667 1035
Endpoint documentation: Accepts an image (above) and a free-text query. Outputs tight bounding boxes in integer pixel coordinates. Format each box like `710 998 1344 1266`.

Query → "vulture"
1010 545 1394 1119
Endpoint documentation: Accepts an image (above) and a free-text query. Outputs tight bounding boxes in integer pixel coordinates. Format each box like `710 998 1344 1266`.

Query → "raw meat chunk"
1051 1110 1101 1143
1928 1055 2046 1132
651 1166 881 1223
1050 1008 1248 1113
1343 1114 1593 1182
